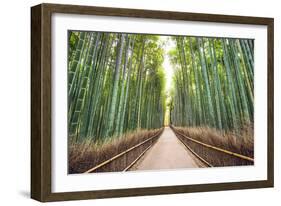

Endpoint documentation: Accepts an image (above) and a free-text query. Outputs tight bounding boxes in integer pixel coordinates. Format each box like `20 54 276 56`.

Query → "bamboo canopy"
68 31 254 142
68 32 166 142
169 37 254 131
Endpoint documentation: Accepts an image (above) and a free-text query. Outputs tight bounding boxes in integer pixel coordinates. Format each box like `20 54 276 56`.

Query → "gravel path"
130 127 205 171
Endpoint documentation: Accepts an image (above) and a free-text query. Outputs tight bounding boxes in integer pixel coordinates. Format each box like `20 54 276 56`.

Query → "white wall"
0 0 279 205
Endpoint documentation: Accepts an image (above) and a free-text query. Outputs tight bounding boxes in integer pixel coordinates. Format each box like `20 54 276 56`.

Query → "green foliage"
68 31 166 142
169 36 254 132
68 31 254 143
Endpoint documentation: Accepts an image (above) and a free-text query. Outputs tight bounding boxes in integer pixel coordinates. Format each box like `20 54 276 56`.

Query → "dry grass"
173 124 254 166
69 129 162 174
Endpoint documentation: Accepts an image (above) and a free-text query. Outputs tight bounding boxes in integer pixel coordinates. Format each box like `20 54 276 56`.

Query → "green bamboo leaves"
68 31 254 142
170 37 254 131
68 31 166 142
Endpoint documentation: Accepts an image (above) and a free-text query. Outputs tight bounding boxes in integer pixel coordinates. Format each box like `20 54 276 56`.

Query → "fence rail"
171 126 254 167
84 129 163 173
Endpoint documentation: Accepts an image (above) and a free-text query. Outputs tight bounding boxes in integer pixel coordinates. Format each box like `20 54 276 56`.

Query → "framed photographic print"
31 3 274 202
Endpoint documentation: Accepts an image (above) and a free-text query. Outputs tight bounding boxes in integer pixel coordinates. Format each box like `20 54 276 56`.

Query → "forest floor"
129 127 205 171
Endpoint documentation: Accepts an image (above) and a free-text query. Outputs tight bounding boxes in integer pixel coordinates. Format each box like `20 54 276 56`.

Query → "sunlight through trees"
68 31 254 142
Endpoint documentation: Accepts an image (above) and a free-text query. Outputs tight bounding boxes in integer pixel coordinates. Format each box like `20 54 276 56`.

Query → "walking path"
130 127 205 171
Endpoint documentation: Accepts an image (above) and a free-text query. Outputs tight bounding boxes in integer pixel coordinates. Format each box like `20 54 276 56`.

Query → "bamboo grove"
169 37 254 131
68 31 166 142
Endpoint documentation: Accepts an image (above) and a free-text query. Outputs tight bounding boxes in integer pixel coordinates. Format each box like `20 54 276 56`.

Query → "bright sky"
159 36 175 125
159 36 175 94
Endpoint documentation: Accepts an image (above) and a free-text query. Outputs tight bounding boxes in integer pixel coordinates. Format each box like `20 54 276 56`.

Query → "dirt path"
130 127 205 171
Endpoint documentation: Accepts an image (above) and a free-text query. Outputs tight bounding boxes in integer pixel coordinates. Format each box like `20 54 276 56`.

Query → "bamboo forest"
68 31 254 174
